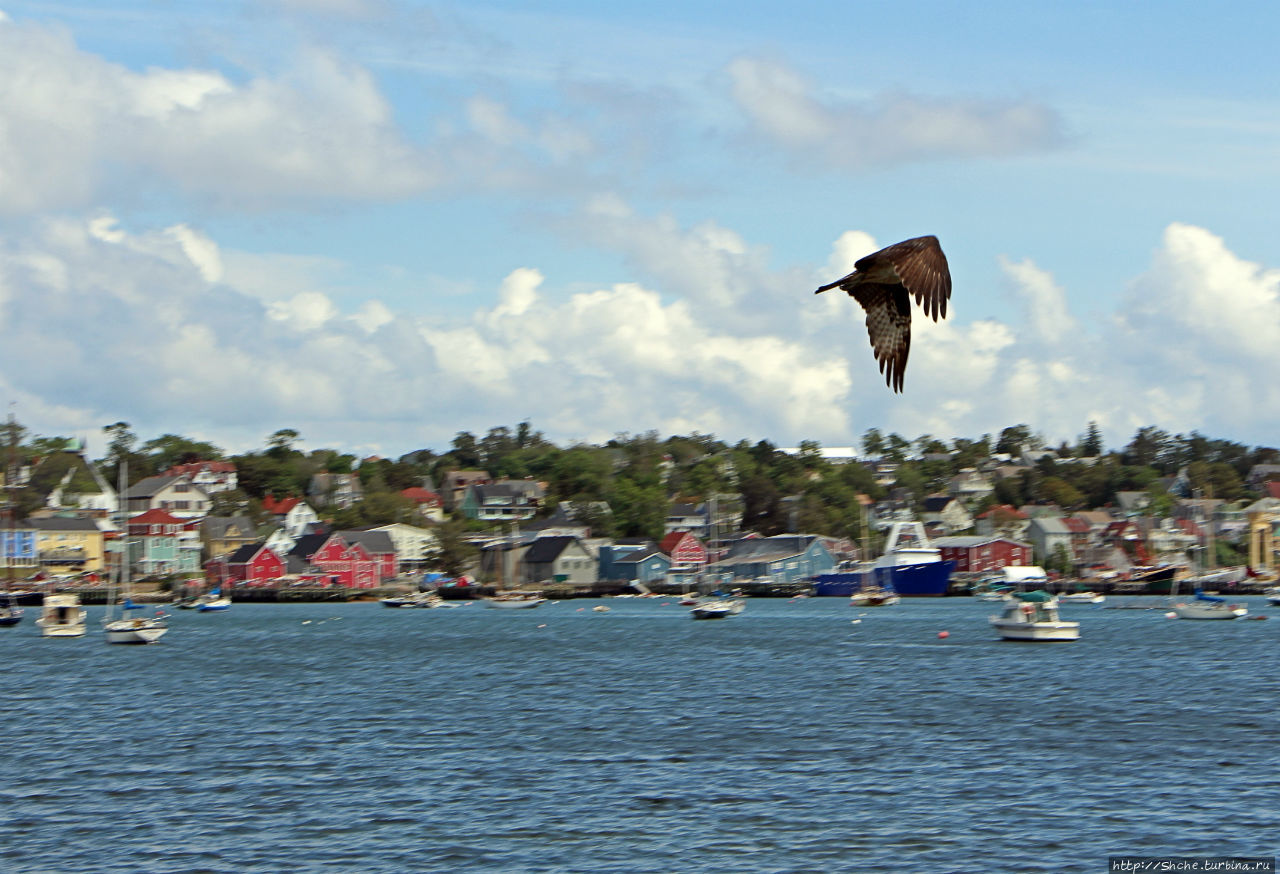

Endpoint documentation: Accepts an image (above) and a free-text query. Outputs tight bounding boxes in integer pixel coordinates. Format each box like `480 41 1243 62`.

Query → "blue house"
711 535 835 585
0 521 38 573
598 540 670 585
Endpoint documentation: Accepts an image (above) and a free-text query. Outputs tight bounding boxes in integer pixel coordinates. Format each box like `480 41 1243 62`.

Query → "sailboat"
103 461 168 643
194 587 232 612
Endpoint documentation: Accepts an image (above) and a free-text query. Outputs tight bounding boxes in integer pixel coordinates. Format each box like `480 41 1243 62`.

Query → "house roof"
723 534 817 561
400 487 442 504
125 475 184 498
659 530 701 554
27 516 100 532
337 530 396 555
523 535 580 563
614 542 667 564
129 508 184 526
263 495 302 514
922 495 953 512
978 504 1027 520
289 532 332 558
932 535 1023 548
202 516 257 539
164 461 236 476
226 542 273 564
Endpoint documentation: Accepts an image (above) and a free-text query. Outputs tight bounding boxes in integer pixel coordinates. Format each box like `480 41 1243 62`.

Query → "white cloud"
0 17 436 213
5 207 1280 459
999 255 1078 344
726 56 1064 169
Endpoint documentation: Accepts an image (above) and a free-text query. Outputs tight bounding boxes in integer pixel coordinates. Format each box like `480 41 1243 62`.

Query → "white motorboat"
1058 591 1105 605
1172 590 1247 620
989 591 1079 641
690 597 745 620
484 591 547 609
1263 586 1280 607
36 593 87 638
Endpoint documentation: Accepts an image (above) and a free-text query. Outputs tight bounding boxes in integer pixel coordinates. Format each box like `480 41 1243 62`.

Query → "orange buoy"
937 630 949 639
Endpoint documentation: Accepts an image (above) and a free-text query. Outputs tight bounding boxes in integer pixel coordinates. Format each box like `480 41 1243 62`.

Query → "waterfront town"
2 420 1279 602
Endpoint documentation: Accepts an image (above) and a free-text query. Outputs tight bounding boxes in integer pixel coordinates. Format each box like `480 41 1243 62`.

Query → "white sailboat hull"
1172 602 1247 620
104 619 168 644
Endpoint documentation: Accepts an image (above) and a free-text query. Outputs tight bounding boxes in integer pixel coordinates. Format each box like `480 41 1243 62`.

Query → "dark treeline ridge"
5 419 1279 546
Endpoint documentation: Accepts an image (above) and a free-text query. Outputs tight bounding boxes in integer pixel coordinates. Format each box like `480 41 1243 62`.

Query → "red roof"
400 487 442 505
978 504 1027 520
129 508 184 525
263 495 301 514
164 460 236 476
659 531 693 554
1062 517 1091 533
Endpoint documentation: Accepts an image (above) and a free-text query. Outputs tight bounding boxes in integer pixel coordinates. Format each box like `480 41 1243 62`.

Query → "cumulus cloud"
4 206 1279 458
0 16 435 213
726 56 1064 169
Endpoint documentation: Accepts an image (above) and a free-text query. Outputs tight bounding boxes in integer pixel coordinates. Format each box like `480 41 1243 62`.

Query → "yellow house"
200 516 260 561
31 516 105 574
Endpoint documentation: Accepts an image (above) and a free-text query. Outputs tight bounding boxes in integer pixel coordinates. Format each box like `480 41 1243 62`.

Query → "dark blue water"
3 597 1278 873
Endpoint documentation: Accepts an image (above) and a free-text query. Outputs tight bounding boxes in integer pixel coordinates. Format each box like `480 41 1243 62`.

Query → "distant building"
163 461 238 494
308 473 363 510
932 536 1032 573
521 536 597 587
124 475 211 520
206 542 285 587
30 516 105 574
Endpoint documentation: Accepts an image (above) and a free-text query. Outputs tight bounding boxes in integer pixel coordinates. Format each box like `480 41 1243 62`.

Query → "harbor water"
3 596 1278 873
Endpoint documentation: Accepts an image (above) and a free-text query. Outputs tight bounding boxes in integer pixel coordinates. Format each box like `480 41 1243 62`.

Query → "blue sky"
2 1 1279 460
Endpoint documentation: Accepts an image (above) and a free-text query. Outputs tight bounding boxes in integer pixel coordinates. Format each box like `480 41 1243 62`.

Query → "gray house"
711 534 835 585
1027 516 1074 564
521 536 598 586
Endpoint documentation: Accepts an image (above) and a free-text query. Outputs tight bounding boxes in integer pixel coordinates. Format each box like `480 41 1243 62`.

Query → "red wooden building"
206 542 285 587
289 532 380 588
932 536 1032 573
659 530 708 572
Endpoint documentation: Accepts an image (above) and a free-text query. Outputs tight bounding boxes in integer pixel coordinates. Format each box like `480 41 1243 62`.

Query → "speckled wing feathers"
852 284 911 393
817 235 951 392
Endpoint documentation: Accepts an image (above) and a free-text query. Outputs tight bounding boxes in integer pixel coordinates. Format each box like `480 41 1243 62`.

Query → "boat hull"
990 619 1080 641
484 598 545 609
1172 604 1247 620
814 559 954 597
104 620 168 644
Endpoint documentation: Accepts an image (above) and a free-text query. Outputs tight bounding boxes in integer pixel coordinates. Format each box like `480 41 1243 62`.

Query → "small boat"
484 590 547 609
989 591 1079 642
104 599 169 644
36 593 87 638
195 588 231 612
1171 590 1247 620
850 584 899 607
0 592 22 628
690 597 745 620
1058 591 1105 605
381 591 454 609
1263 586 1280 607
592 604 610 613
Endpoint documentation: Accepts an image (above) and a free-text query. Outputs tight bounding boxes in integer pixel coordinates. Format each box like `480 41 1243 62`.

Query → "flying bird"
814 235 951 393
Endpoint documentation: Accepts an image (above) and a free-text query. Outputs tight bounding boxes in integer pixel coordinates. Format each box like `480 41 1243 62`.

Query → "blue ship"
812 521 956 597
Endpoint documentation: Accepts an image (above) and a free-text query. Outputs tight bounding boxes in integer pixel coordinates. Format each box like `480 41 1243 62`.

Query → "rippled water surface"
3 596 1278 872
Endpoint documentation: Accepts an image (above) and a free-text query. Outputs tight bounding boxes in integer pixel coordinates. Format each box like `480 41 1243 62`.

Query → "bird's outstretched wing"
852 283 912 393
854 235 951 322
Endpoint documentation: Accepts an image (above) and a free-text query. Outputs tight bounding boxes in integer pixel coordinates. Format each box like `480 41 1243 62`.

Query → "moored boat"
36 593 87 637
1171 590 1247 620
814 522 954 597
989 591 1079 642
484 590 546 609
690 597 745 620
